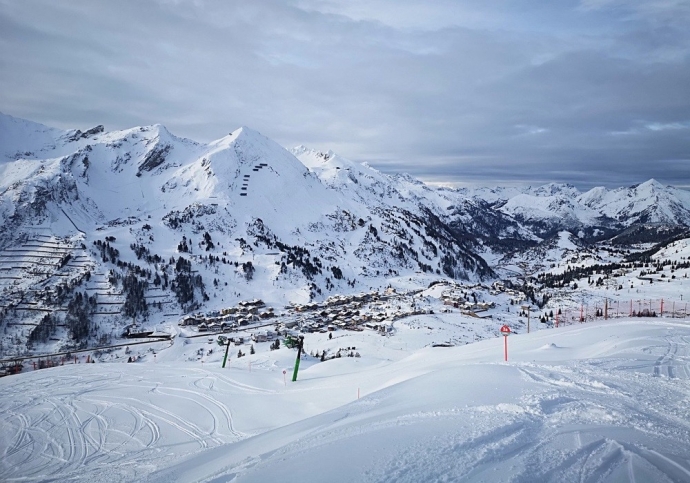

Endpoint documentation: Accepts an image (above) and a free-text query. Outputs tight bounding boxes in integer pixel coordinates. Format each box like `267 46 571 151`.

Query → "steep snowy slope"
292 146 395 205
292 146 536 252
292 146 458 214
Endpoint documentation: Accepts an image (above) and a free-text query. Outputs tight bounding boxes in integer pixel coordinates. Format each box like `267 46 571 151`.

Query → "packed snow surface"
2 318 690 482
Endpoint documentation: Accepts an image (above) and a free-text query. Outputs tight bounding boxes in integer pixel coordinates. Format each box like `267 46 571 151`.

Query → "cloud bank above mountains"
0 0 688 189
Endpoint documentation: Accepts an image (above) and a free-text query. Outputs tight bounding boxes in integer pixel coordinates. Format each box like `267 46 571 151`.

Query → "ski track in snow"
209 323 690 483
2 320 690 483
354 379 690 482
0 367 250 482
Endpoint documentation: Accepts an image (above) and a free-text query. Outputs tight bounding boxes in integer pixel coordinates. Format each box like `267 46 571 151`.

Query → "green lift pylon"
291 335 305 382
222 340 231 368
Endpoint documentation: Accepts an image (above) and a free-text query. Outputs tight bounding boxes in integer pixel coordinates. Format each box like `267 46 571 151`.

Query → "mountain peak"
232 125 267 140
206 126 274 155
638 178 664 189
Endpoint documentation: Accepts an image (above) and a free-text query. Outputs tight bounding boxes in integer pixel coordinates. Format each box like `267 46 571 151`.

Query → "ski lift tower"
291 335 305 382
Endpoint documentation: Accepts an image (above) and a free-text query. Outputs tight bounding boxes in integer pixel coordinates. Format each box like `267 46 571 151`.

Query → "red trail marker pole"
500 325 511 361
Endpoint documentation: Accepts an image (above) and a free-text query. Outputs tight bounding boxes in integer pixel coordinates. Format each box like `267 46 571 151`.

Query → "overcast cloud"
0 0 688 189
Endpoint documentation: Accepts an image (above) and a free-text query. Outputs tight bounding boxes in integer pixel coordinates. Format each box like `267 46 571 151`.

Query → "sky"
0 0 689 190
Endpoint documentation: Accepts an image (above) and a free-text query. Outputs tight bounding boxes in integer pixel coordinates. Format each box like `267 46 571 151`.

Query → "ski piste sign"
500 325 511 362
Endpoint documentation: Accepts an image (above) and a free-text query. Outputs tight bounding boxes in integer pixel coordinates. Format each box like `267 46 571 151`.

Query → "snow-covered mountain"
2 112 690 357
454 180 690 239
0 113 492 323
579 179 690 225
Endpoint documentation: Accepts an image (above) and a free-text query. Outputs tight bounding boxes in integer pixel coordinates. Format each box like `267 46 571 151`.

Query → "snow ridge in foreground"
2 319 690 483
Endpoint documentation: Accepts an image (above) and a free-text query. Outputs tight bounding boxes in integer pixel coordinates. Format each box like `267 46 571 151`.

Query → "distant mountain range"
456 179 690 230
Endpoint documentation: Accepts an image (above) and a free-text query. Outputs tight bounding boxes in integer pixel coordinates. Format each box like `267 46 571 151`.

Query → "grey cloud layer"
0 0 688 189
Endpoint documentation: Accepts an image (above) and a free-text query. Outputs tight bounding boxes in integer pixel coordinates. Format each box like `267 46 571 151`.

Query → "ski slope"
2 318 690 482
